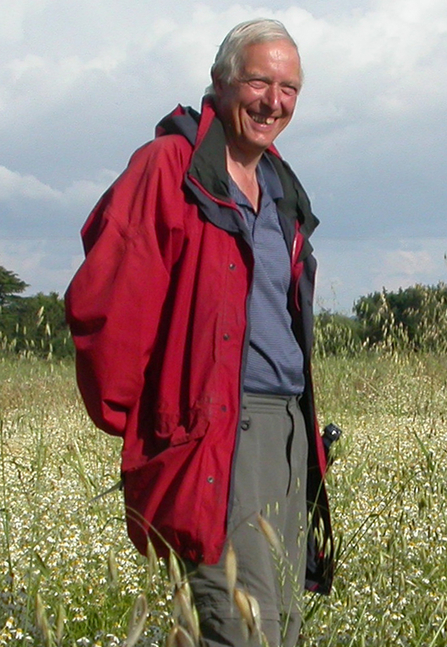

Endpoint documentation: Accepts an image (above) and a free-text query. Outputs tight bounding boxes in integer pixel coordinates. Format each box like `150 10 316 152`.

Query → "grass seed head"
55 603 66 646
246 593 262 638
124 593 148 647
169 552 183 589
234 588 256 635
166 626 179 647
173 584 200 643
107 548 118 586
35 593 53 646
257 514 284 559
146 538 159 579
167 625 197 647
225 540 238 603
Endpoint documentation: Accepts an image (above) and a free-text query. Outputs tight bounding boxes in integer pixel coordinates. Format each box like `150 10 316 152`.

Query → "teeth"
251 114 275 125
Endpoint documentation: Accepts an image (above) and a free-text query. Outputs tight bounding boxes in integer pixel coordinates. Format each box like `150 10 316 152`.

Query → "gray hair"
207 18 301 95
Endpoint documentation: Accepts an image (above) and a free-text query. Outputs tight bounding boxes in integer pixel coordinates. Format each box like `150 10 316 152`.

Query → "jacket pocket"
122 430 226 564
152 407 211 449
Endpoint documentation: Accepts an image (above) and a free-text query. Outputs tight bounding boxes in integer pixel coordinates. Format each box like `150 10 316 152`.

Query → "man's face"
214 39 302 161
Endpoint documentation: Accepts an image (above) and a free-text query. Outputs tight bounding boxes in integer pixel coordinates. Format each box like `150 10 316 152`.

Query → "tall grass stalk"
1 340 447 645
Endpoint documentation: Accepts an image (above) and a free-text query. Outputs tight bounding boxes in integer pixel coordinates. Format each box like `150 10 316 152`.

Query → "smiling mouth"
250 113 276 125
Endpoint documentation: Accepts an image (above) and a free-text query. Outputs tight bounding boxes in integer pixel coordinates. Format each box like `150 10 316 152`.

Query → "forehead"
239 39 301 78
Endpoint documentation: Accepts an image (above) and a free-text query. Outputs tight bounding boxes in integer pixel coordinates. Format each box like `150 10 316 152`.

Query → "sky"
1 0 447 313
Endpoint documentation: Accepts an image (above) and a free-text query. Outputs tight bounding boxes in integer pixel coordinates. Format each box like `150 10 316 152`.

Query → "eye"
281 85 298 97
245 79 269 90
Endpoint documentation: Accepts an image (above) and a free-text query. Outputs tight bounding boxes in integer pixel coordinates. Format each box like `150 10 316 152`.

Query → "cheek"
238 87 263 106
278 110 294 127
286 97 298 116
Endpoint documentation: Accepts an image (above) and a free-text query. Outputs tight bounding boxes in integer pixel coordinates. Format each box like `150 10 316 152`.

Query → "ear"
212 71 225 98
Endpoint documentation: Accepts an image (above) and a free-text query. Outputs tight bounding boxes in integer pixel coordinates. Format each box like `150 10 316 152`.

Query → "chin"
251 138 276 152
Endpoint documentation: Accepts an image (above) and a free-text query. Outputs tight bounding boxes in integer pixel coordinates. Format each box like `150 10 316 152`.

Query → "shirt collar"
258 155 284 201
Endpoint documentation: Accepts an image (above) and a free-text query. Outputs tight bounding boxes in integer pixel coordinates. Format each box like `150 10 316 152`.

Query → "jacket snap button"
241 420 250 431
229 263 236 270
223 333 230 340
207 476 214 484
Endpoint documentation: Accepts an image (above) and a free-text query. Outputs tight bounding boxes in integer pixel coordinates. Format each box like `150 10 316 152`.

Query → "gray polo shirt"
229 157 305 395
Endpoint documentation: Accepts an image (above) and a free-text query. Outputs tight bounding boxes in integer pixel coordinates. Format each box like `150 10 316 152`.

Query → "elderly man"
66 18 333 647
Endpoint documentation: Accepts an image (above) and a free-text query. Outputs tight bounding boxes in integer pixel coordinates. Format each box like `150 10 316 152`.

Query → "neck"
226 150 261 212
225 142 262 176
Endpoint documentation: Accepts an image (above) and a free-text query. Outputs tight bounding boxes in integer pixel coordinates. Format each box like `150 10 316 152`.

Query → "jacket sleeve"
65 140 186 436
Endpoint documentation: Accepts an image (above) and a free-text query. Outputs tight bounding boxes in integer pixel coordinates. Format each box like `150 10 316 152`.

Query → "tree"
2 291 73 358
314 310 363 356
0 266 28 306
0 266 73 358
354 283 447 352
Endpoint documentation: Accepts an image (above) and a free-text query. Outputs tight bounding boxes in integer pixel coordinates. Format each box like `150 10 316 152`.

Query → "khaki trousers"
187 393 308 647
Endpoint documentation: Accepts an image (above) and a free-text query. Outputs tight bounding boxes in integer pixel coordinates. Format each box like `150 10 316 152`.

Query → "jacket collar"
155 96 319 244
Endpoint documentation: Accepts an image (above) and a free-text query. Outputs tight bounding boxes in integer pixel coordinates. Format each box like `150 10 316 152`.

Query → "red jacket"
65 97 333 594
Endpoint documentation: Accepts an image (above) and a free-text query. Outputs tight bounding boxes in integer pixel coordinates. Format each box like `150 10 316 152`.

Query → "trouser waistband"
242 392 302 410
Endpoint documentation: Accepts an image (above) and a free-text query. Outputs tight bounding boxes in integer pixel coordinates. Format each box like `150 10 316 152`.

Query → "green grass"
1 351 447 645
0 359 171 646
306 352 447 646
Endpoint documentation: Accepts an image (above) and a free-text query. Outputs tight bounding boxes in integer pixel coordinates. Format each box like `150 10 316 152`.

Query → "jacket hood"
155 103 201 146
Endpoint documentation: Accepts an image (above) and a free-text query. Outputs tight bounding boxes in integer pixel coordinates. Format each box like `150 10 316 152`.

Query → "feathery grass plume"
123 593 148 647
225 540 238 605
192 605 201 644
169 551 183 589
173 583 200 644
166 626 179 647
37 306 45 327
234 587 259 639
246 592 262 639
166 624 197 647
146 537 159 579
107 548 119 586
55 603 65 646
35 593 54 647
257 513 284 559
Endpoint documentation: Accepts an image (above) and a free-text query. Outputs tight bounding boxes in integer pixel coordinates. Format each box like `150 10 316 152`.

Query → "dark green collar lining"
188 117 231 203
186 106 319 251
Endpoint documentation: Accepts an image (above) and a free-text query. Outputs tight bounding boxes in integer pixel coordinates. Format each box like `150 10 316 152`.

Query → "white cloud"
0 0 50 43
63 173 118 208
0 238 77 296
315 236 447 312
2 0 446 147
288 0 447 135
0 165 116 207
0 0 446 306
0 166 60 201
377 245 446 290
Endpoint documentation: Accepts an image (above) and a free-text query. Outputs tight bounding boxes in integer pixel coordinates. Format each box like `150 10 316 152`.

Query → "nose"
263 83 281 110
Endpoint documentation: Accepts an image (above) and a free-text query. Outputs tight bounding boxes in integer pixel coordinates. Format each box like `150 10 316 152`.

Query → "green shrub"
354 283 447 353
314 311 363 357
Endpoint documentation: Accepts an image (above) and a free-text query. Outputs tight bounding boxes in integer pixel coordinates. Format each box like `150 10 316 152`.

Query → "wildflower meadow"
1 335 447 645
